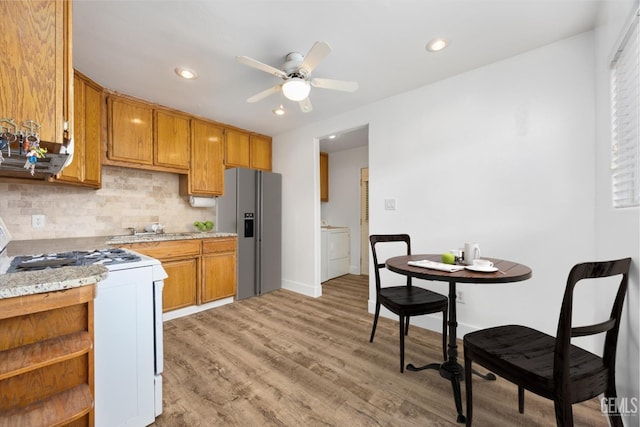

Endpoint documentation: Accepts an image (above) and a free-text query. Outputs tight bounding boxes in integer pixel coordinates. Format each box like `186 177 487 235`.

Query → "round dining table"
385 254 532 423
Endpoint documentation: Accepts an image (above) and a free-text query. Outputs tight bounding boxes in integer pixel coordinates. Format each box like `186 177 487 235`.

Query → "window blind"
611 11 639 208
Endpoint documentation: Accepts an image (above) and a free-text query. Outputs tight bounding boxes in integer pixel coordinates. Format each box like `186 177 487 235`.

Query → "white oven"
94 250 167 427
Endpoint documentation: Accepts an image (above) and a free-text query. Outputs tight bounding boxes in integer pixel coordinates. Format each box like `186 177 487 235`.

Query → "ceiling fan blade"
299 97 313 113
247 85 282 103
236 56 287 79
300 41 331 75
310 78 359 92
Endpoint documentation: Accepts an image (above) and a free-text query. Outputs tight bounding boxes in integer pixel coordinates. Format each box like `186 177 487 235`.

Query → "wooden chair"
369 234 448 372
463 258 632 426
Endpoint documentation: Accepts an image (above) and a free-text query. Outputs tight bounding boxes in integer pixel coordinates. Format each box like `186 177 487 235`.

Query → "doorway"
318 125 369 279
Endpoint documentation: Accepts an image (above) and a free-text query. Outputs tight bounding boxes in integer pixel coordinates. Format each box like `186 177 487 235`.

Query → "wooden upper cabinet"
225 129 250 168
154 109 190 170
320 152 329 202
57 71 102 188
180 119 224 196
107 95 154 165
0 0 72 145
250 134 272 171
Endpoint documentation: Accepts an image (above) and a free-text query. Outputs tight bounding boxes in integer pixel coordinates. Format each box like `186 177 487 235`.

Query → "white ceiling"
73 0 602 140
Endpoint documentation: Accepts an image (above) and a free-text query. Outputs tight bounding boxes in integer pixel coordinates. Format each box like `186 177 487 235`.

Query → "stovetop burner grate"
8 248 142 273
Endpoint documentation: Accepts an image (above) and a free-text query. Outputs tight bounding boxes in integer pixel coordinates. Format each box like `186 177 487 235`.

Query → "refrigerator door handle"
255 171 262 296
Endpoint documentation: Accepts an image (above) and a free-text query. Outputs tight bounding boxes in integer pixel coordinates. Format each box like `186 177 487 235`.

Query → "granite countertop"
0 232 237 299
105 231 237 245
0 264 108 299
6 232 238 256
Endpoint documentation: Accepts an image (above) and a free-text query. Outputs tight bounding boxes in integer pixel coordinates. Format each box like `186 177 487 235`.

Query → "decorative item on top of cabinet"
179 119 225 196
56 71 103 188
320 152 329 202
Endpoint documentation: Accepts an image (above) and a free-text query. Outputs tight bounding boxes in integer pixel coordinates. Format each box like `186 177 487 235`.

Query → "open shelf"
0 384 93 427
0 331 92 381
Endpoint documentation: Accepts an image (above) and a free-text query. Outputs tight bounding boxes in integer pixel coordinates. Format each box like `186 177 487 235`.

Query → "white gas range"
0 222 166 427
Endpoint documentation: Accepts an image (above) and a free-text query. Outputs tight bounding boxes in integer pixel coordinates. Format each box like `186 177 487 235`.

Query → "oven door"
95 266 155 427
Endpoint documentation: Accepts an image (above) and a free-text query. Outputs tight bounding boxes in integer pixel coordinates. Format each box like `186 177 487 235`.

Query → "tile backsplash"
0 166 217 241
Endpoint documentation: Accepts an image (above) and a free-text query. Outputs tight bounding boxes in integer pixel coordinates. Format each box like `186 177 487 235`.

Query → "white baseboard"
163 297 234 321
282 278 322 298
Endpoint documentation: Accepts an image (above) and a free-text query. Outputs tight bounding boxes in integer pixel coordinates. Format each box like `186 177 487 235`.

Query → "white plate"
465 265 498 273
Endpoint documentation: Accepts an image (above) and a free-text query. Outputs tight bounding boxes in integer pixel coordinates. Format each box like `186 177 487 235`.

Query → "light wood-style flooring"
153 274 605 426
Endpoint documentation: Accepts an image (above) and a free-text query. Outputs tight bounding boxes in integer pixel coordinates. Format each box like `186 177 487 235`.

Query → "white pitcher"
464 243 480 265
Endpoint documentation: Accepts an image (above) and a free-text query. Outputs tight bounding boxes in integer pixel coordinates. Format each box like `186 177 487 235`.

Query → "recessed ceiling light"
328 135 336 139
272 105 286 116
175 67 198 79
426 38 448 52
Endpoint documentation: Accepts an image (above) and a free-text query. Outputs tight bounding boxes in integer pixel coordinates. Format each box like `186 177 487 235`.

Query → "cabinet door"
201 252 237 303
320 152 329 202
58 72 102 188
183 120 224 196
201 238 237 303
107 96 153 165
162 258 198 312
82 78 103 187
250 134 272 171
154 109 190 170
225 129 250 168
0 0 71 145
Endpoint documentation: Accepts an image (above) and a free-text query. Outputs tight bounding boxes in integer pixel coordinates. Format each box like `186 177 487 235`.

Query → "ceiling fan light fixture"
282 78 310 101
175 67 198 79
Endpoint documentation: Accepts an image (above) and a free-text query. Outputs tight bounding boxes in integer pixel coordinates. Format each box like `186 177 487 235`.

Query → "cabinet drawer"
120 240 201 259
202 238 237 254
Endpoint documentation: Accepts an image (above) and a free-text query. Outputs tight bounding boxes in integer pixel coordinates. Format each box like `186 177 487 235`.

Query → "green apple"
442 252 456 265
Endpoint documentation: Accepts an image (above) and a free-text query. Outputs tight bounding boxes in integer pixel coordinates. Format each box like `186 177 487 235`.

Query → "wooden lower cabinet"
0 285 96 426
162 258 198 312
119 237 237 312
201 238 237 303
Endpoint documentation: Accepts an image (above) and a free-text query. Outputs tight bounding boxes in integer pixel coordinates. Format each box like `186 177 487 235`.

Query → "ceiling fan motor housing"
284 52 305 76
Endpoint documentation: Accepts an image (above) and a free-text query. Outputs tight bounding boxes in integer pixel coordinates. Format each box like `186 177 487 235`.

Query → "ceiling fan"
236 41 359 113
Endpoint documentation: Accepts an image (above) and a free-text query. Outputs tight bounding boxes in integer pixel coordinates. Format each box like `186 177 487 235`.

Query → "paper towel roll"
189 196 216 208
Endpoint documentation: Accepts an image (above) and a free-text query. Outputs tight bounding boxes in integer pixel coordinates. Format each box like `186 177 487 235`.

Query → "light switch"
384 198 397 211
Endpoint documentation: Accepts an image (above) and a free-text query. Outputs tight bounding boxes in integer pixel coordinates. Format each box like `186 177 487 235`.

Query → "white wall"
273 28 638 412
276 31 597 328
321 145 369 274
594 1 639 424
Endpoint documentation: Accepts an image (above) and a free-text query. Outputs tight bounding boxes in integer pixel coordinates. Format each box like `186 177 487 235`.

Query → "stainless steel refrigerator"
216 168 282 299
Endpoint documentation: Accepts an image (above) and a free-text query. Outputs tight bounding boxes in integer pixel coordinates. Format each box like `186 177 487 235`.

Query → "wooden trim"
0 285 95 321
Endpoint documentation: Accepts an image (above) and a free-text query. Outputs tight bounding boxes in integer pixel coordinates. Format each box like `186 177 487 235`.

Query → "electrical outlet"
384 198 397 211
456 290 465 304
31 214 45 228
